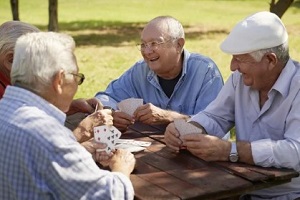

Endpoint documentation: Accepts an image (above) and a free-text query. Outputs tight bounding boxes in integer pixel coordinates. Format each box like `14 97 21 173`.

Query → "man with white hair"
96 16 224 132
0 32 135 199
0 21 112 161
164 11 300 199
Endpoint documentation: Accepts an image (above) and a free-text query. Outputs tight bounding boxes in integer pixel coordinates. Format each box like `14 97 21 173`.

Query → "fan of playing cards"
94 125 151 153
174 119 202 136
117 98 143 116
94 125 122 154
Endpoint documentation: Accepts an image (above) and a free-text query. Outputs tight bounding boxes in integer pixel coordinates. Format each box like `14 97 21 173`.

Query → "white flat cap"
220 11 288 55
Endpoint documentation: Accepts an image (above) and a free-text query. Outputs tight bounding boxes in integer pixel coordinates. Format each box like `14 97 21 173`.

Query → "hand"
112 110 134 132
134 103 170 124
164 122 182 152
109 149 136 177
80 138 113 164
73 109 113 143
182 134 229 162
67 98 103 115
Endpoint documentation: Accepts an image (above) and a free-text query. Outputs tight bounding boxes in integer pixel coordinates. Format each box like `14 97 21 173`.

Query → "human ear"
266 53 277 65
176 38 185 52
52 70 65 94
3 51 13 71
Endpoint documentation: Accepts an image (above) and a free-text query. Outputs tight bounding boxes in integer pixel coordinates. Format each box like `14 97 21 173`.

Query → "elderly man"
0 32 135 199
0 21 102 123
0 21 110 159
164 11 300 199
96 16 224 132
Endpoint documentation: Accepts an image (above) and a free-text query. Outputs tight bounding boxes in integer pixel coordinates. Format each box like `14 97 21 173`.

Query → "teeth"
150 57 159 61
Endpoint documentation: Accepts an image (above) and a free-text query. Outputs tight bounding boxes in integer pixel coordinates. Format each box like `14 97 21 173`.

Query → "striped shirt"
0 86 134 200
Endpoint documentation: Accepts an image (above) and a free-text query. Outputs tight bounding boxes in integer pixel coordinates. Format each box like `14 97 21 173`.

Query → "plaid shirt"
0 86 134 200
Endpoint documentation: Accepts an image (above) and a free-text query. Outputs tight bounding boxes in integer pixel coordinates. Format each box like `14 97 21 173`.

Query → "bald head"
143 16 185 40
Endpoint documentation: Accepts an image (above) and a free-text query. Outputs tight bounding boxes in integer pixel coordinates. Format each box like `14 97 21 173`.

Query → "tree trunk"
48 0 58 32
10 0 20 20
270 0 294 18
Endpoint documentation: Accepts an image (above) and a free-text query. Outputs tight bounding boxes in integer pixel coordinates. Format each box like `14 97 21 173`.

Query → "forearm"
164 110 190 123
237 141 255 164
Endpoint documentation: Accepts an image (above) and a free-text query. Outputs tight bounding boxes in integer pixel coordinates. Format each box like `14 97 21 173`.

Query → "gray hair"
0 21 40 55
11 32 77 94
148 16 185 40
249 42 289 63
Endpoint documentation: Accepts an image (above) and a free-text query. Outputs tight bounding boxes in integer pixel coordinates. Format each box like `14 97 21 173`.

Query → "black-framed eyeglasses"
136 39 174 52
70 73 85 85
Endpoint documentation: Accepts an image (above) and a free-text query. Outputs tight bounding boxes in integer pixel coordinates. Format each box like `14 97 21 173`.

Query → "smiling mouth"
149 57 159 62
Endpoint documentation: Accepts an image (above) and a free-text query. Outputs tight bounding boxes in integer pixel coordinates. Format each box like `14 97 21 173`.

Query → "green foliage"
1 0 300 98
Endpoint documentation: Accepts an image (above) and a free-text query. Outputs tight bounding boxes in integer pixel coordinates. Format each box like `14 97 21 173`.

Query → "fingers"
86 98 103 111
164 123 182 152
109 149 136 176
113 111 134 131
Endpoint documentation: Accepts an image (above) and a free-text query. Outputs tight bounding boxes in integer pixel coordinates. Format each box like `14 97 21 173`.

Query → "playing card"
94 125 122 154
117 98 143 116
115 143 146 153
117 139 151 147
174 119 202 136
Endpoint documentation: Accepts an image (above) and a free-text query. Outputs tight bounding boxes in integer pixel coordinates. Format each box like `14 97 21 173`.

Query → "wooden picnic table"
123 122 299 200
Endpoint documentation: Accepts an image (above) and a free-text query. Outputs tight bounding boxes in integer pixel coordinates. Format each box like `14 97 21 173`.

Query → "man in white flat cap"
164 11 300 199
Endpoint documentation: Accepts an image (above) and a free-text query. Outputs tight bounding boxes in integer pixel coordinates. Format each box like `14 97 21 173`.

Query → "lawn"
1 0 300 98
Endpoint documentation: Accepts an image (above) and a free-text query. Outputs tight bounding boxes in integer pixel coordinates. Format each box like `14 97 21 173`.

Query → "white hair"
0 21 40 55
11 32 77 93
249 42 289 63
149 16 185 40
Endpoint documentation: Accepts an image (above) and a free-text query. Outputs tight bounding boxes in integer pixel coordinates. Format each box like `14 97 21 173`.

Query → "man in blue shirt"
96 16 224 132
0 32 135 199
164 11 300 199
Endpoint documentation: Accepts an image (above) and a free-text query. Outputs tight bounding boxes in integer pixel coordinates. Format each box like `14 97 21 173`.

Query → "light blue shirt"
96 49 223 115
0 86 134 200
191 59 300 199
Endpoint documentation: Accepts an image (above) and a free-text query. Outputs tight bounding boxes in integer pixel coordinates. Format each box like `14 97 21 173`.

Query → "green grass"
1 0 300 98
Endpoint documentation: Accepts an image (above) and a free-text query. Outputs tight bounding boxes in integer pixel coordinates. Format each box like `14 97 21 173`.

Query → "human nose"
142 44 154 54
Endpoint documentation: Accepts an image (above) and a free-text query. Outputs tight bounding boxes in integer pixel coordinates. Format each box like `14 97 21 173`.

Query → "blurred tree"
270 0 294 18
48 0 58 31
10 0 19 20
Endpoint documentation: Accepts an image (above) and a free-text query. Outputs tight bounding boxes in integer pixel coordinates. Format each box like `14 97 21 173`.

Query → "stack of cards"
117 98 143 116
115 139 151 153
94 125 122 154
174 119 202 136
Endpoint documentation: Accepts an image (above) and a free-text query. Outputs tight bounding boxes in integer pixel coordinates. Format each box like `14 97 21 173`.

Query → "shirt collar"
271 59 297 98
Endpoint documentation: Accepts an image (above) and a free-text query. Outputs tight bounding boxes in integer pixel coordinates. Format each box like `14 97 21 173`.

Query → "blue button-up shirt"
0 86 134 200
96 49 224 115
192 59 300 199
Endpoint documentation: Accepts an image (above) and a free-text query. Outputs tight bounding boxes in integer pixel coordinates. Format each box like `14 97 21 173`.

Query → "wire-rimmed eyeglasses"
70 73 85 85
136 39 174 52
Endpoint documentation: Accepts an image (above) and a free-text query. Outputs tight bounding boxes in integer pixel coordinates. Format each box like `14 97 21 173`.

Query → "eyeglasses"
136 39 174 52
70 73 85 85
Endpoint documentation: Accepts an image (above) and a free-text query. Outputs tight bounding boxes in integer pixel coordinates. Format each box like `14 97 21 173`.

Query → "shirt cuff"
251 139 274 167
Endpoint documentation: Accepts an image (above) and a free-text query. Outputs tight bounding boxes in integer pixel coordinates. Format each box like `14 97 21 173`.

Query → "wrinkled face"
230 53 273 90
139 23 181 77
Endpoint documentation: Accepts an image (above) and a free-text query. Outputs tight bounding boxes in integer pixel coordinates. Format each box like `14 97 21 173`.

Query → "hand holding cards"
94 125 122 154
174 119 202 149
117 98 143 116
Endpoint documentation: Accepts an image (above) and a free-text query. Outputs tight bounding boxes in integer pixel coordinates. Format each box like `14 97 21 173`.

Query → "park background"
1 0 299 99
